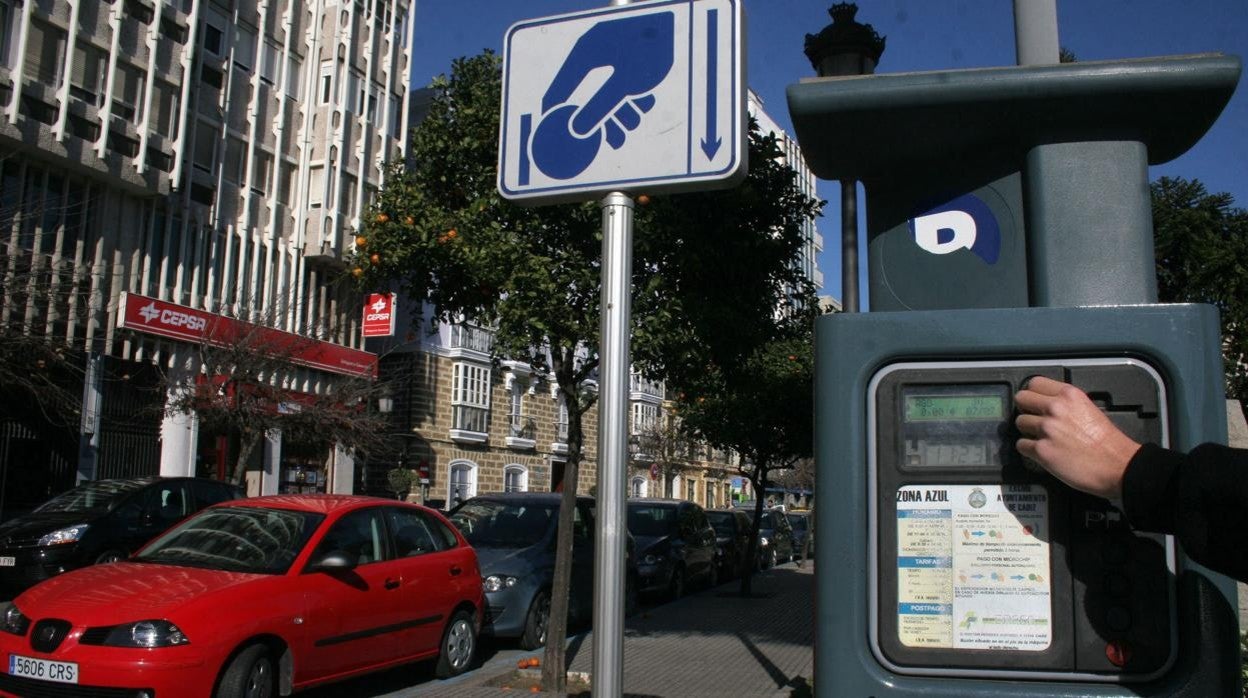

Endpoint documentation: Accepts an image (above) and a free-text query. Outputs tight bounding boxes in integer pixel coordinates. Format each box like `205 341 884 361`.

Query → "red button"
1105 640 1132 667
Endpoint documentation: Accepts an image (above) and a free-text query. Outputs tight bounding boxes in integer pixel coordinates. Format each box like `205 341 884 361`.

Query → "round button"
1105 605 1132 632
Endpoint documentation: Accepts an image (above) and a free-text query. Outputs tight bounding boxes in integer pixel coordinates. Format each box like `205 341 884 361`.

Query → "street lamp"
803 3 885 313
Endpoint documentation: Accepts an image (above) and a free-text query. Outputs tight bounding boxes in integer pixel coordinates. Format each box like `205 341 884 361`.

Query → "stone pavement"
419 561 815 697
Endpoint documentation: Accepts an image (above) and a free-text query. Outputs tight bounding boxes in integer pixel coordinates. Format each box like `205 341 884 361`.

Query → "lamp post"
803 3 885 313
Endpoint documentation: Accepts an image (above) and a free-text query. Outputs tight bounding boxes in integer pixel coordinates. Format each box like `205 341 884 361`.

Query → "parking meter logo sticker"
909 193 1001 265
526 12 676 181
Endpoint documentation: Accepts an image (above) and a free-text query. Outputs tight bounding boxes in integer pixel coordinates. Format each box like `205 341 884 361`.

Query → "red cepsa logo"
362 293 396 337
139 301 208 332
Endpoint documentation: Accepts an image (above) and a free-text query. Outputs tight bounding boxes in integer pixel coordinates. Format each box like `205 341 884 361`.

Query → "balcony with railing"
629 373 664 400
449 405 488 444
449 323 494 355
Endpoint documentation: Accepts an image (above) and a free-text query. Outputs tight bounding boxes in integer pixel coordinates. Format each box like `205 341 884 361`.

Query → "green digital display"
904 395 1004 422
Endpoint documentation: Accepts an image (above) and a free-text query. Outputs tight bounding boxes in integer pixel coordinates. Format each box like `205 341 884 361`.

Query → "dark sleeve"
1121 442 1248 582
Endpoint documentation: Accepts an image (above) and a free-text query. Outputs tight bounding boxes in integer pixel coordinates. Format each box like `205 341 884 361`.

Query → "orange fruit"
376 213 390 223
354 235 367 247
351 267 364 278
369 253 381 264
637 194 650 205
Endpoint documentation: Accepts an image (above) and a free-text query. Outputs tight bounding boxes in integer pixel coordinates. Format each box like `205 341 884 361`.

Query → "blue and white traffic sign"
498 0 746 204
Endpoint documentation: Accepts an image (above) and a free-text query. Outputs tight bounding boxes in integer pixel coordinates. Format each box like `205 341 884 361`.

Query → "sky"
410 0 1248 307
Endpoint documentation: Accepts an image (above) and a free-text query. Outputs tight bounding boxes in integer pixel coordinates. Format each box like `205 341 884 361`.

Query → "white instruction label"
896 484 1051 651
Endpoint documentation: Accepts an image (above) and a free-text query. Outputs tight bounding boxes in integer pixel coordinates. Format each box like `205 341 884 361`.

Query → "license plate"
0 557 13 567
8 654 78 684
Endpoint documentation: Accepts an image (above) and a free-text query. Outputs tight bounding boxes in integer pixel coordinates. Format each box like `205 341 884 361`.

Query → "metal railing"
449 324 494 353
629 373 663 398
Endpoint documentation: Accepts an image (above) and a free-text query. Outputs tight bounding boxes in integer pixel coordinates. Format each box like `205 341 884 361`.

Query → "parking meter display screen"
905 395 1003 421
899 385 1009 468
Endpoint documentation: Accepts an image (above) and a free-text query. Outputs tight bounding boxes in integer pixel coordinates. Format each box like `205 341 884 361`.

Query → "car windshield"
450 500 556 548
34 479 148 514
788 515 807 531
705 511 737 536
627 506 678 537
135 507 324 574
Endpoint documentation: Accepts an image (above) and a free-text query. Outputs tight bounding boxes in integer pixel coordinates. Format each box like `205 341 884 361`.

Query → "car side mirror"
308 551 356 571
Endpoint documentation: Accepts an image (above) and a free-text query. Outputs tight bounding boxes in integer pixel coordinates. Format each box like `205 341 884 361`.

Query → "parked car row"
0 478 812 697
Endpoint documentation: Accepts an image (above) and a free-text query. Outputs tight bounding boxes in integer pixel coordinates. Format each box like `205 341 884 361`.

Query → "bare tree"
631 405 702 498
0 244 101 427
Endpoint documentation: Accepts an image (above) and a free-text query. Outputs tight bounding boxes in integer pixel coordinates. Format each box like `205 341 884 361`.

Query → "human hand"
531 12 675 180
1014 376 1142 500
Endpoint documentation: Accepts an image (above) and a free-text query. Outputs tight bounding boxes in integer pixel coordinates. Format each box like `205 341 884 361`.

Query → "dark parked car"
449 493 624 649
705 508 753 580
787 511 813 559
626 498 717 598
0 477 242 594
753 507 796 569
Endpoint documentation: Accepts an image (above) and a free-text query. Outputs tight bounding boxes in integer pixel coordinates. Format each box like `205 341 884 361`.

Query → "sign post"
500 3 744 695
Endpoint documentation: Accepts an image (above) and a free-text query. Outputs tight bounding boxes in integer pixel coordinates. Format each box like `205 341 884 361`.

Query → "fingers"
1015 413 1045 438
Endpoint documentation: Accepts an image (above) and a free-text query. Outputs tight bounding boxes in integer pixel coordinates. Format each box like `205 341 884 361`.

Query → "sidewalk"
420 561 815 697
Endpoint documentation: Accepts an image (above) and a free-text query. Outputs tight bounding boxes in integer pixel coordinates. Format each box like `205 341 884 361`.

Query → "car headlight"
103 620 190 648
759 536 770 547
38 524 90 547
2 604 30 636
641 554 666 565
483 575 519 593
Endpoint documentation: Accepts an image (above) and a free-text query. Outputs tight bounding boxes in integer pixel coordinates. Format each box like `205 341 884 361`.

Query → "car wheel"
669 566 686 600
94 549 125 564
216 644 276 698
519 590 551 650
435 610 476 678
766 548 777 569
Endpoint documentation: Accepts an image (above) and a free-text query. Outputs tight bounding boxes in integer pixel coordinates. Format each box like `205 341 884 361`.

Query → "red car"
0 495 483 697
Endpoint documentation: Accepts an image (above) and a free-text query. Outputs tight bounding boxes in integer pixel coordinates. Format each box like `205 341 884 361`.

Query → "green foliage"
672 331 816 474
387 468 414 499
1152 177 1248 399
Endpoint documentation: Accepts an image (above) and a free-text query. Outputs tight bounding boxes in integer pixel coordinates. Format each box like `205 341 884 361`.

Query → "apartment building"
0 0 413 511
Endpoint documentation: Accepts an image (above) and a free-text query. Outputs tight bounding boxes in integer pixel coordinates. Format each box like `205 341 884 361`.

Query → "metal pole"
593 191 633 698
1013 0 1059 65
839 180 859 313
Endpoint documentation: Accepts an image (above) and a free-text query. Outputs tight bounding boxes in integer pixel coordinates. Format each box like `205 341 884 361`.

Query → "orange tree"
351 51 820 691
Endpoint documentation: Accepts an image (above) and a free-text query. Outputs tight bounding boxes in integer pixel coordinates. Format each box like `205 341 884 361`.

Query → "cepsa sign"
362 293 397 338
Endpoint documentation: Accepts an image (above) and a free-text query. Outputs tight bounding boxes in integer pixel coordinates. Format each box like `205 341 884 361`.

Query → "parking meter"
813 306 1239 695
788 53 1242 696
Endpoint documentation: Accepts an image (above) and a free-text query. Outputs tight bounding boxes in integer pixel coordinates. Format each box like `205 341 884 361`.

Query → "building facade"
0 0 413 512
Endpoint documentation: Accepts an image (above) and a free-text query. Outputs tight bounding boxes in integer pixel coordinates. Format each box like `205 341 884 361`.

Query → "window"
70 42 107 106
123 0 153 24
200 64 224 90
277 160 295 205
705 482 716 509
448 461 476 506
307 165 323 207
233 25 255 71
259 41 279 84
504 465 527 493
251 150 273 195
152 80 179 137
311 508 385 566
192 122 218 172
451 362 490 433
0 2 17 67
630 477 647 498
284 55 302 100
556 397 569 442
160 17 187 43
319 61 332 104
630 401 658 435
223 136 245 182
508 386 524 434
385 507 442 556
24 20 67 85
112 63 146 122
202 23 224 55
